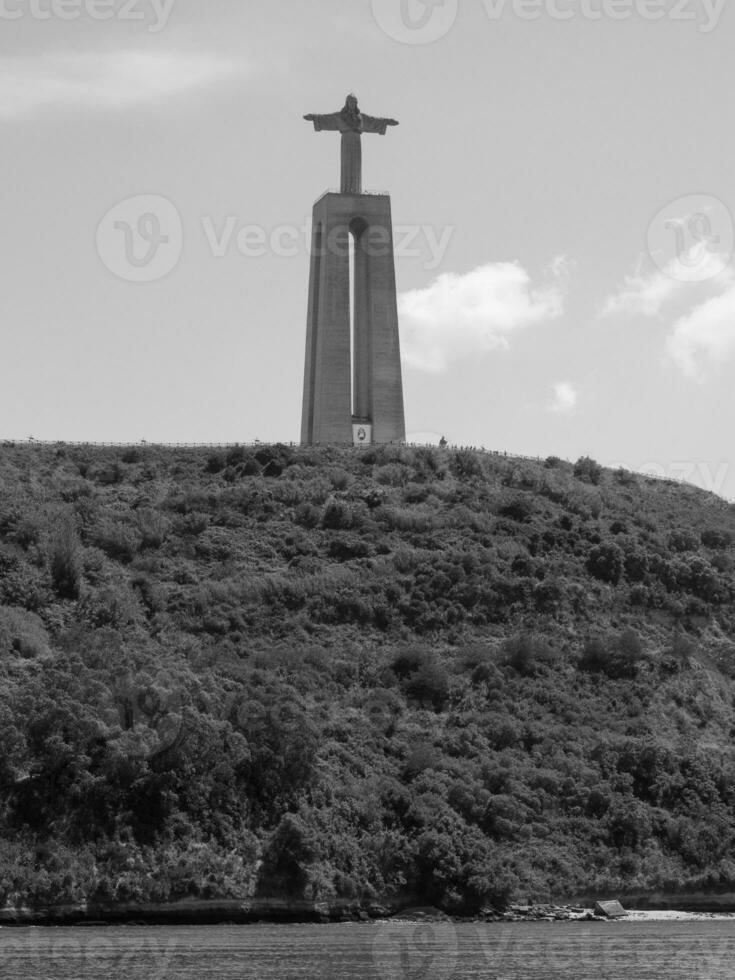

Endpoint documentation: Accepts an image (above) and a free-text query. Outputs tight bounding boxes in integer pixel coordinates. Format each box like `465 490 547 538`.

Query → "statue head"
342 93 362 131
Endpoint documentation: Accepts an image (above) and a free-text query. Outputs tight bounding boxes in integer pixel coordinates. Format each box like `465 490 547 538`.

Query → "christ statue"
304 94 399 195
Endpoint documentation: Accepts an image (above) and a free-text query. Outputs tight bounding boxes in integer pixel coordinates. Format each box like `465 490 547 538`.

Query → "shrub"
254 445 295 478
294 503 322 529
78 584 142 628
405 659 450 711
0 607 50 658
574 456 602 485
499 495 534 523
93 520 141 563
451 451 483 480
377 507 430 533
225 446 248 467
624 550 650 583
240 457 262 476
391 648 450 710
533 578 564 614
205 453 226 474
49 515 82 599
615 467 638 487
579 629 646 679
404 484 430 504
327 535 371 561
402 743 440 780
256 815 316 898
363 689 403 732
326 467 351 491
177 512 210 535
669 529 699 553
391 647 426 680
587 542 624 585
92 461 125 485
565 486 603 520
322 500 362 530
413 447 441 477
5 512 41 549
502 633 553 676
687 556 727 603
606 798 652 849
375 463 411 487
702 528 733 549
134 509 171 550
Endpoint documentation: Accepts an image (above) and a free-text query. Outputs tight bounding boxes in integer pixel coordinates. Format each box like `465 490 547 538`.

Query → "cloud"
603 250 731 318
602 268 682 318
666 280 735 379
603 252 735 378
549 382 578 414
398 258 569 373
0 49 247 120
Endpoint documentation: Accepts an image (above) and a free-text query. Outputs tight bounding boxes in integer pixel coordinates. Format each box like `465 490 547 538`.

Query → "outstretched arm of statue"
360 114 399 135
303 112 342 132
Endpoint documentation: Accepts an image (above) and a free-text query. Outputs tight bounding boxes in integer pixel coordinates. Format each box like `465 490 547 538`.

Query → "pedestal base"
301 192 406 446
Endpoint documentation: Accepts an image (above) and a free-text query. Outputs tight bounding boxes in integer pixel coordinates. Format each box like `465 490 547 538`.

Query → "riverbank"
491 903 735 923
0 898 387 927
4 897 735 928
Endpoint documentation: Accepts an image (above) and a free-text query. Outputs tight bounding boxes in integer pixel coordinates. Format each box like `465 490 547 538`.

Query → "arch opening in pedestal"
349 215 370 426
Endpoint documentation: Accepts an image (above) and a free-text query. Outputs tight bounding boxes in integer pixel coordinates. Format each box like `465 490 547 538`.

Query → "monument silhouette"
301 95 406 446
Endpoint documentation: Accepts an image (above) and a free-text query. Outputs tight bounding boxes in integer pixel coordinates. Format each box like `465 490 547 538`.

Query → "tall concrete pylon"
301 95 406 446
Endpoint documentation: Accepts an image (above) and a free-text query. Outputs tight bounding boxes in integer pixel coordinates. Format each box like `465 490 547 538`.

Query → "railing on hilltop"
0 437 546 464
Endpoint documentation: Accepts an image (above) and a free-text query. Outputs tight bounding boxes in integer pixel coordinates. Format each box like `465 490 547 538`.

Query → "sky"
1 0 734 500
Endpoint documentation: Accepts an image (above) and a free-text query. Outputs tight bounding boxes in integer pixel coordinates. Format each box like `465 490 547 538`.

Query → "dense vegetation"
1 442 735 914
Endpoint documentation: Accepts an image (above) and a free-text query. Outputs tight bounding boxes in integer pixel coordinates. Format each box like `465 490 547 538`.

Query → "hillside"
1 441 735 915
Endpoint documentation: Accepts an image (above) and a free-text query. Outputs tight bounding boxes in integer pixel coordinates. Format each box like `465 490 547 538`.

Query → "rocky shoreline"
479 903 610 923
3 897 735 928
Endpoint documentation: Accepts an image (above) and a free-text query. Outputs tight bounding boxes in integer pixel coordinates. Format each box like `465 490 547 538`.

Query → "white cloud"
602 268 681 317
666 280 735 379
398 258 569 373
0 50 247 120
603 250 732 318
603 253 735 378
549 381 578 414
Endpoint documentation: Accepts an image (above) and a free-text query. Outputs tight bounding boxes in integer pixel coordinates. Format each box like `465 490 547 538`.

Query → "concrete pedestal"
301 191 406 446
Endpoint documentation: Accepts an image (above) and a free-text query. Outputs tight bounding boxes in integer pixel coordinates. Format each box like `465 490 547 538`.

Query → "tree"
587 543 624 585
49 514 82 600
256 814 316 897
574 456 602 485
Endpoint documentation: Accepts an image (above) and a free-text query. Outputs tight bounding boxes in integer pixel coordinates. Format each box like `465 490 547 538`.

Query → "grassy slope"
1 442 735 913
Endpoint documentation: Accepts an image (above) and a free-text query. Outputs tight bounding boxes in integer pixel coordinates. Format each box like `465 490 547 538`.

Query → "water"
2 920 735 979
